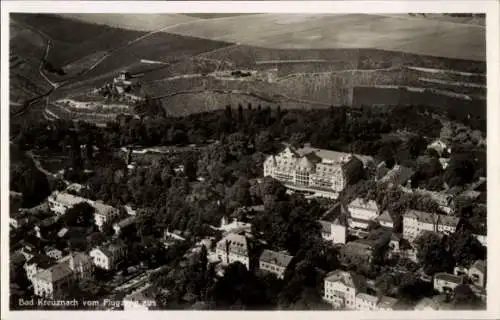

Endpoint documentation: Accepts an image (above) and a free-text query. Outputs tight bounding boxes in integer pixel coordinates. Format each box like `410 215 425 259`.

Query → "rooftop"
26 254 57 269
404 210 459 228
49 191 88 207
217 233 249 255
34 262 73 283
470 260 486 274
259 249 294 268
348 198 379 211
324 270 366 291
377 210 393 223
434 272 463 284
115 216 138 228
356 293 379 304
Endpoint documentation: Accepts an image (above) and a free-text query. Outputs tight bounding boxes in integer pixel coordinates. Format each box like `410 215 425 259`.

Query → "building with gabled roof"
323 270 366 309
469 260 486 288
403 210 460 241
259 249 294 279
347 198 379 230
90 243 127 271
319 217 346 245
216 233 250 269
24 254 57 282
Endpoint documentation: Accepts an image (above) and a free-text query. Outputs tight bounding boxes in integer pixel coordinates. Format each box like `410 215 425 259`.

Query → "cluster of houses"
263 143 487 310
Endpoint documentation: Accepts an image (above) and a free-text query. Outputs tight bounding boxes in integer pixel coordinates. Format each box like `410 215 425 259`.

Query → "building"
347 198 379 230
263 145 372 199
377 211 394 230
48 191 88 215
319 217 346 244
433 272 464 294
32 252 93 299
123 283 158 310
402 210 460 241
323 270 366 309
339 240 374 266
90 243 127 271
93 201 120 231
113 216 138 236
258 249 294 279
216 233 250 269
355 293 379 311
468 260 486 288
24 255 57 282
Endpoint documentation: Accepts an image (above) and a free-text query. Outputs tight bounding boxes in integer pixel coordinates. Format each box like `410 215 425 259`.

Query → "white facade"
264 146 371 198
347 198 379 231
323 270 361 309
48 191 88 215
433 273 464 293
331 223 347 244
403 210 459 241
90 245 127 271
93 202 120 231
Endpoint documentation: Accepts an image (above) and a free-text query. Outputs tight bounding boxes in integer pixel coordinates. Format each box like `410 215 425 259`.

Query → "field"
162 13 485 61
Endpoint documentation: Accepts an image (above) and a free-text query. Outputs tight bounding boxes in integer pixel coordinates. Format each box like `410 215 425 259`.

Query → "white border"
1 1 499 320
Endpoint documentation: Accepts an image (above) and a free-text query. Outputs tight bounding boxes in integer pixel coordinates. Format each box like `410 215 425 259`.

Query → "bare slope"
164 13 485 61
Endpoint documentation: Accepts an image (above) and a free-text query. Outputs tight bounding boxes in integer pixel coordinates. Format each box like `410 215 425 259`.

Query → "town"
10 122 487 310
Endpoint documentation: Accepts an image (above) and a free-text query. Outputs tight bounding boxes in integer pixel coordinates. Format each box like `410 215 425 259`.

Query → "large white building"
216 233 250 269
403 210 460 241
263 145 373 199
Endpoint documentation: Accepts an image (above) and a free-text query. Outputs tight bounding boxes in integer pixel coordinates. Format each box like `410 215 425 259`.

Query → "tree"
415 232 454 275
62 202 95 228
452 284 482 310
448 229 486 267
444 154 476 187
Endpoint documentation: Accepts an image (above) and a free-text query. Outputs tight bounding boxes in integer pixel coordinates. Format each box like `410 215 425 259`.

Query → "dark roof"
26 254 56 269
259 249 294 268
377 211 393 223
318 220 332 234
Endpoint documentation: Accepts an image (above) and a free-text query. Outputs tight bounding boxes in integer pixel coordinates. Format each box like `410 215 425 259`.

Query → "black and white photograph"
1 1 499 318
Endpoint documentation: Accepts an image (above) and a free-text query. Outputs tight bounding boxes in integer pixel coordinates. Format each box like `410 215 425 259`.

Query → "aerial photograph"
8 12 487 311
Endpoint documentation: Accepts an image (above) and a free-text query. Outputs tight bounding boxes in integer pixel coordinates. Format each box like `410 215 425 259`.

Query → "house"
402 210 460 241
433 272 464 294
263 144 372 199
468 260 486 288
24 254 57 282
93 201 120 231
258 249 294 279
113 216 138 236
45 247 64 260
377 211 394 230
323 270 366 309
339 240 374 266
123 283 158 310
32 252 93 299
90 243 127 271
216 233 250 269
347 198 379 230
355 293 379 311
318 217 346 244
